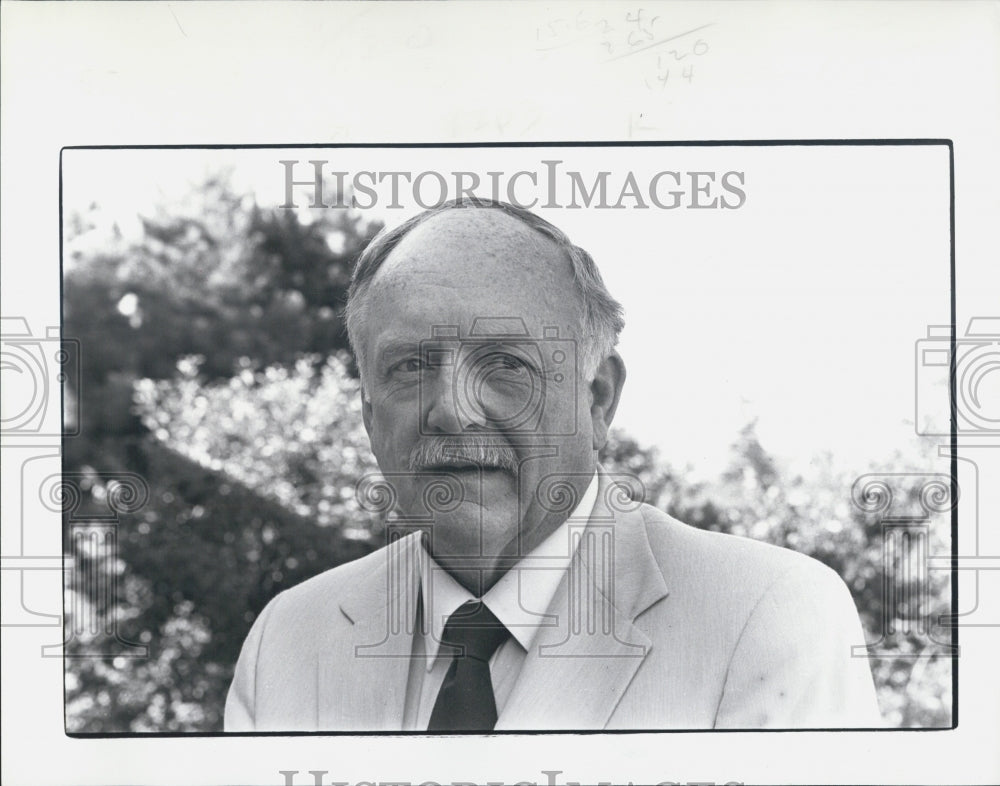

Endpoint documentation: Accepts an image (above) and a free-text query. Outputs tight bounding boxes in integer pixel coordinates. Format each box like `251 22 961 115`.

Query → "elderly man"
225 199 881 731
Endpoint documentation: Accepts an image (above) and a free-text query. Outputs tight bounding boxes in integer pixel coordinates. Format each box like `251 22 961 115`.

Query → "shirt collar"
418 472 599 670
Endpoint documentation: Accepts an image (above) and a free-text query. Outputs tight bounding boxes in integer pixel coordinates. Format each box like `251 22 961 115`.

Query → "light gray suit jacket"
225 473 882 730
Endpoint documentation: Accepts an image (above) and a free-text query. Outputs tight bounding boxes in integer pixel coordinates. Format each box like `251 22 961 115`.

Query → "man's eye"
393 358 424 373
500 354 526 370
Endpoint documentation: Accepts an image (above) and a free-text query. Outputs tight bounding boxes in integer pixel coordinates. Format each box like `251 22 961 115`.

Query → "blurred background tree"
62 177 381 731
62 175 952 732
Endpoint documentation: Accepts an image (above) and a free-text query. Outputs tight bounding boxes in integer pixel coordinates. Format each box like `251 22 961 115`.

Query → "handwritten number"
683 64 694 82
693 39 709 55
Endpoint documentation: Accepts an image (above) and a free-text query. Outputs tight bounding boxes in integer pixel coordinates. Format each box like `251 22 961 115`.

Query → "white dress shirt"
402 473 599 730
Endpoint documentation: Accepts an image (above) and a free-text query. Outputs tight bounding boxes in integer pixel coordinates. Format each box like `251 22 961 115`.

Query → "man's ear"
589 351 626 450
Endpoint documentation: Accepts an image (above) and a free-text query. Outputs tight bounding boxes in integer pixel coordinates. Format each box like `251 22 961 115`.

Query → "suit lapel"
318 531 423 730
496 469 669 730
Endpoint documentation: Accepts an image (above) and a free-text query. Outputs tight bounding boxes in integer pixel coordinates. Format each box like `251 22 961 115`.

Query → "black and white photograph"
57 143 953 735
3 3 999 785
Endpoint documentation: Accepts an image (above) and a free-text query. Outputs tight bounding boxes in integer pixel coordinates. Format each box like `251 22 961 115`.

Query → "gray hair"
344 198 624 390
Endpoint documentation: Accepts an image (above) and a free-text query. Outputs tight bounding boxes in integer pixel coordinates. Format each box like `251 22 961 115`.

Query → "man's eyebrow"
375 341 420 365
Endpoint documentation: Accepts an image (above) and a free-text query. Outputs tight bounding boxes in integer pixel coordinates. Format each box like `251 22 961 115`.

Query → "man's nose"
423 361 489 434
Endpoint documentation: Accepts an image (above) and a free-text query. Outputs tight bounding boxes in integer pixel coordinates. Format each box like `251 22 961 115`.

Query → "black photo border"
59 138 958 738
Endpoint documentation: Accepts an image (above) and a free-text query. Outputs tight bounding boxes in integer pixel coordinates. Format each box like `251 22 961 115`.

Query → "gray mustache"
408 436 519 473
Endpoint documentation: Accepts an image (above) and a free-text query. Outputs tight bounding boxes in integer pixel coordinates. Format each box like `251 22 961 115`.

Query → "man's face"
358 209 598 587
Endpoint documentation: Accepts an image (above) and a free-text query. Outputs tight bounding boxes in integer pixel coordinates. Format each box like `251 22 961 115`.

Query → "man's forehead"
377 208 568 282
360 209 585 355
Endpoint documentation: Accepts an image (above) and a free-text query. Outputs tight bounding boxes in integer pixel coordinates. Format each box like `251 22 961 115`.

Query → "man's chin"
425 500 521 560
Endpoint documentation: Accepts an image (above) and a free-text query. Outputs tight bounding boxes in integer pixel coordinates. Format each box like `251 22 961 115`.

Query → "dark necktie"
427 600 509 731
